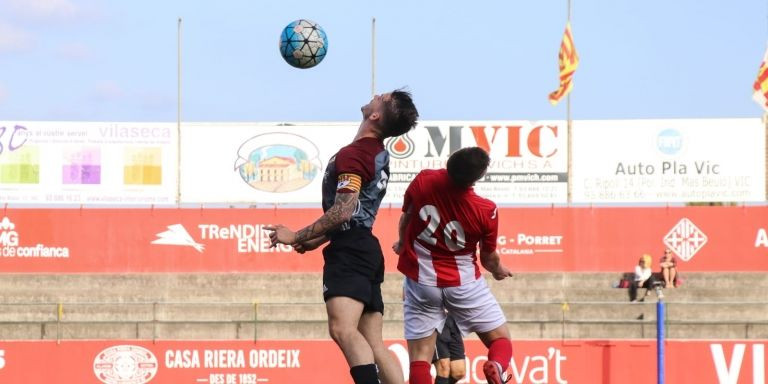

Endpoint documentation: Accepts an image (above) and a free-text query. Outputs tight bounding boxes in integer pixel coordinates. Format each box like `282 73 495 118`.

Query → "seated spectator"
630 254 663 302
659 248 678 288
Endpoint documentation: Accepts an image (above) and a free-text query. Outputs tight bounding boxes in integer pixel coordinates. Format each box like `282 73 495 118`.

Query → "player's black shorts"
433 316 465 363
322 227 385 314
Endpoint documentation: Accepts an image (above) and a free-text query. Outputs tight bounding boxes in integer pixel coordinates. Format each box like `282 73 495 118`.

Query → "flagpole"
758 0 768 201
371 17 376 98
566 0 573 204
177 17 182 205
567 87 572 204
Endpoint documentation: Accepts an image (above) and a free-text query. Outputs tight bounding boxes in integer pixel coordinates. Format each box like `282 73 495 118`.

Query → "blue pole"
657 300 665 384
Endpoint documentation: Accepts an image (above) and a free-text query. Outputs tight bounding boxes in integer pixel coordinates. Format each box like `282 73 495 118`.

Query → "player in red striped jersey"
393 147 514 384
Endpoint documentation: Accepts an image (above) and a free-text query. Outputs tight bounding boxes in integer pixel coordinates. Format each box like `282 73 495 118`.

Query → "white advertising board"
180 122 354 204
384 121 568 204
179 121 569 205
571 119 765 203
0 122 178 204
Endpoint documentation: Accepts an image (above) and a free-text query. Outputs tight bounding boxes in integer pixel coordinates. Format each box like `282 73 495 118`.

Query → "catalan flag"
752 45 768 111
549 22 579 106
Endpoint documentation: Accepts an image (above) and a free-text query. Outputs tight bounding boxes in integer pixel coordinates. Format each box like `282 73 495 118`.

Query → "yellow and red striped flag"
752 45 768 111
549 22 579 106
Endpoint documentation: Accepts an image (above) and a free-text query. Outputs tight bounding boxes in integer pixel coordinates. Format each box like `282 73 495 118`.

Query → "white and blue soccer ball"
279 19 328 69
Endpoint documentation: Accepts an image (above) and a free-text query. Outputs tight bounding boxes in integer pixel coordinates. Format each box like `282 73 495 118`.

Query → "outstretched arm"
266 190 359 247
480 249 513 281
293 235 330 254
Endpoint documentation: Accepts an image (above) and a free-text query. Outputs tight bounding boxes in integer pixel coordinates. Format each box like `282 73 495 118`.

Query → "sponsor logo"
387 124 565 192
0 217 70 258
165 349 300 369
389 342 569 383
98 124 171 139
385 133 415 159
0 217 17 245
756 228 768 247
93 345 158 384
710 343 765 384
151 223 293 254
418 124 560 159
664 218 707 261
0 124 29 153
152 224 204 252
496 232 564 255
234 133 322 193
656 129 683 155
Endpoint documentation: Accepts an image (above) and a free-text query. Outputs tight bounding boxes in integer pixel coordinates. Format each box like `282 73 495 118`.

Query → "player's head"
363 88 419 138
447 147 490 188
640 254 652 267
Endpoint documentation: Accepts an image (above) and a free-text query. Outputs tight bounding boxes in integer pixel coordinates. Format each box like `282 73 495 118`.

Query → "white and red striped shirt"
397 169 498 287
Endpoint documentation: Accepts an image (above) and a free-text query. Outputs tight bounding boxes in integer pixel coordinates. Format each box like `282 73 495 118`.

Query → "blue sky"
1 0 767 122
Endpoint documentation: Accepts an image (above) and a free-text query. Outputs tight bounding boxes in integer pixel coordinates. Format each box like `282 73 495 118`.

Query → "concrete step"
0 323 45 339
0 304 59 322
1 272 765 289
0 318 761 341
1 273 765 302
4 300 765 326
665 303 768 321
4 285 762 305
0 271 765 341
492 288 767 302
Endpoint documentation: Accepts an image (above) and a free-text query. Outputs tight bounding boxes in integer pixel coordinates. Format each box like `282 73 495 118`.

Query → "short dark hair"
446 147 490 188
380 88 419 138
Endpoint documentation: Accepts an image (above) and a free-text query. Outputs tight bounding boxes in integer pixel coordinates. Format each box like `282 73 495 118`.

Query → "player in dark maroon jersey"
267 89 418 384
393 147 514 384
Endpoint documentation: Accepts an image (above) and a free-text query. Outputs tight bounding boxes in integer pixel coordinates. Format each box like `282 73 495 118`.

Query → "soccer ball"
279 19 328 69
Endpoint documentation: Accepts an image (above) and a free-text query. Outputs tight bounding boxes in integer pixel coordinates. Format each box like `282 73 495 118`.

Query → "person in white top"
630 254 663 302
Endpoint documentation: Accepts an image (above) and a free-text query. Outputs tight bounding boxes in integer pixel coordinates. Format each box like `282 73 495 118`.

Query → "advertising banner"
0 206 766 273
0 122 178 205
4 119 762 206
571 118 765 203
179 122 350 205
383 121 567 204
0 339 764 383
179 121 568 205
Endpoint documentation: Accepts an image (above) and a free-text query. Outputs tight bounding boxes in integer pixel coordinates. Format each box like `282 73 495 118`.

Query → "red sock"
488 338 513 371
409 360 432 384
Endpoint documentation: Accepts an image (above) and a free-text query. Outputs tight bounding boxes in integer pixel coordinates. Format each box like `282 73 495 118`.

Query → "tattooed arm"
266 190 359 247
295 190 358 243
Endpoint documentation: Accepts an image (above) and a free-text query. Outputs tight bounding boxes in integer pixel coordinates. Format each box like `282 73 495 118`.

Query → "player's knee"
327 322 353 344
451 367 466 380
435 361 450 377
